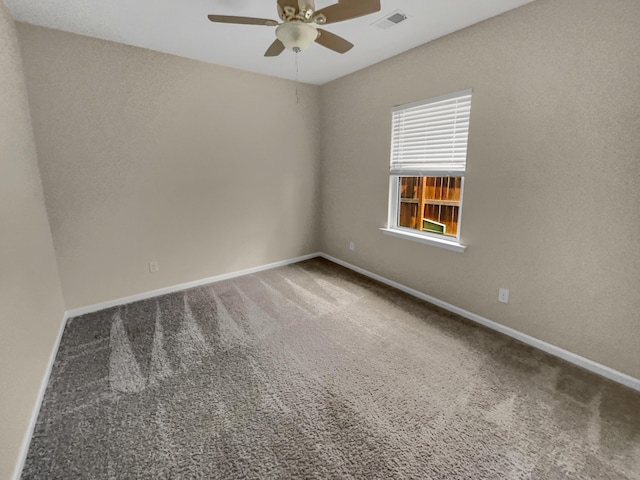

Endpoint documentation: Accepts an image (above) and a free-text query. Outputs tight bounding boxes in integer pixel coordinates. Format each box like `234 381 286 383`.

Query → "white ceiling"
6 0 535 85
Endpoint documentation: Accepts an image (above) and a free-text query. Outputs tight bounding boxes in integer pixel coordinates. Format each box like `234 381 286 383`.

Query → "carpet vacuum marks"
22 258 640 479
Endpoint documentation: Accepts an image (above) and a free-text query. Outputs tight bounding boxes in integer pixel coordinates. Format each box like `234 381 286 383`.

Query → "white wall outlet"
149 261 159 273
498 288 509 304
349 241 355 251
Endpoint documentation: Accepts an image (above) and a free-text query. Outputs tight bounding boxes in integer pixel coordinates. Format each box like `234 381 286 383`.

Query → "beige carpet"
23 258 640 479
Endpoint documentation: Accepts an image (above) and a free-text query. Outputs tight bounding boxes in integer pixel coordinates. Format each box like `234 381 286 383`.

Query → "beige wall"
320 0 640 379
0 2 66 478
17 24 322 310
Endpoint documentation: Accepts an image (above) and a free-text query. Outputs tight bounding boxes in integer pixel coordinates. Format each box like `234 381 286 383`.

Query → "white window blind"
390 89 472 177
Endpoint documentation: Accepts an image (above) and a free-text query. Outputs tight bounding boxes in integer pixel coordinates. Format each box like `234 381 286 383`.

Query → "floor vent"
373 10 409 29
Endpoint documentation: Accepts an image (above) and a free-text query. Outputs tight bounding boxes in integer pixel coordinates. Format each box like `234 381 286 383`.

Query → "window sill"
380 228 466 253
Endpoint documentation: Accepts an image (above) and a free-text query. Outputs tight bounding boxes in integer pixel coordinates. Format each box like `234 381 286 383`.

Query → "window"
382 89 472 252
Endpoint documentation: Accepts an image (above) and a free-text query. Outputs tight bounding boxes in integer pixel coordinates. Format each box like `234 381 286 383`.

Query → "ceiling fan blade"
264 39 286 57
207 15 278 27
315 28 354 54
316 0 381 24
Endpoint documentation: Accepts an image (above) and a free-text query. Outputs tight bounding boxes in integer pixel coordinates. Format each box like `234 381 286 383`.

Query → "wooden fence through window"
399 176 461 236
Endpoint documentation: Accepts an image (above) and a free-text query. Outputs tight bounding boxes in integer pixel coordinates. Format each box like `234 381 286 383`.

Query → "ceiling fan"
207 0 381 56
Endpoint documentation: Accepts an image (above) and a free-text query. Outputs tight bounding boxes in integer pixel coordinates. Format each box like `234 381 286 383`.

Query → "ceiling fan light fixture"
276 21 318 51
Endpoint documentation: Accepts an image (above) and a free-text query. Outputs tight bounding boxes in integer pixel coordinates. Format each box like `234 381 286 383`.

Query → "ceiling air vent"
373 10 409 29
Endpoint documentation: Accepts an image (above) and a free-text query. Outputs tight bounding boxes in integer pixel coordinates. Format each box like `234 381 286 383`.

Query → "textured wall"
0 2 66 478
17 24 322 310
319 0 640 378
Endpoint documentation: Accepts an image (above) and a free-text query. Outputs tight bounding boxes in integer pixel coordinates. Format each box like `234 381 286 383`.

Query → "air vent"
373 10 409 29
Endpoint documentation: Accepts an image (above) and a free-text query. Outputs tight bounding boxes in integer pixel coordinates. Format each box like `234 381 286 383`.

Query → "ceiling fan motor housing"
275 21 318 51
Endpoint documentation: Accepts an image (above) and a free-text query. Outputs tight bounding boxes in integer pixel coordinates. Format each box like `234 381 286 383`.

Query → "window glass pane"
397 176 462 237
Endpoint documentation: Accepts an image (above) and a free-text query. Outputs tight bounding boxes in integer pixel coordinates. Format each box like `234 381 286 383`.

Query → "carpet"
22 258 640 479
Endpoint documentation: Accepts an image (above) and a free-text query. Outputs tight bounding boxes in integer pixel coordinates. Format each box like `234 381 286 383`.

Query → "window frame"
382 89 472 253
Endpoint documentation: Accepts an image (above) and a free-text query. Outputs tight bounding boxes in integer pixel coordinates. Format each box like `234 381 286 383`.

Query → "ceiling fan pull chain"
295 49 299 105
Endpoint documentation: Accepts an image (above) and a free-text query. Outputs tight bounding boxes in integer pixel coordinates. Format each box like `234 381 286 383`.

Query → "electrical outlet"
149 261 159 273
498 288 509 304
349 241 355 251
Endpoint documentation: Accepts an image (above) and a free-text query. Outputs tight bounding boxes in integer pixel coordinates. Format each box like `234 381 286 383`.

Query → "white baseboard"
13 252 640 480
18 248 639 480
66 252 322 318
13 311 69 480
319 253 640 393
